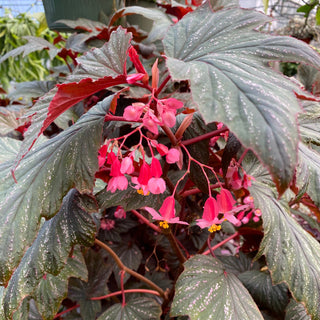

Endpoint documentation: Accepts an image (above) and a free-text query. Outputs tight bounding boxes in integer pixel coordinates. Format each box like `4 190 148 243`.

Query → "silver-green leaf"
171 254 263 320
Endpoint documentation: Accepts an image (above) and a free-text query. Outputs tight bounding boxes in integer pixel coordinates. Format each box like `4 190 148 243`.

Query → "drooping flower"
123 103 144 121
196 197 223 233
144 196 189 229
148 177 166 194
166 148 180 164
107 176 128 193
98 144 108 167
138 161 151 185
120 157 134 175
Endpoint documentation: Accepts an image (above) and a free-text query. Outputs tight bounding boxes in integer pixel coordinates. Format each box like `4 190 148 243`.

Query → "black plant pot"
43 0 113 31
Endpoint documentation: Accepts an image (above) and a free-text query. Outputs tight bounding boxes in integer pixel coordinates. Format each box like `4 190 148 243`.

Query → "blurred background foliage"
0 10 64 91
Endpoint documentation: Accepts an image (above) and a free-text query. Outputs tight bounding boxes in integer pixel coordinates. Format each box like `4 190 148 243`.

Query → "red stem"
104 114 143 123
203 232 240 255
54 304 79 319
91 289 161 301
155 75 171 97
131 209 162 233
182 127 229 146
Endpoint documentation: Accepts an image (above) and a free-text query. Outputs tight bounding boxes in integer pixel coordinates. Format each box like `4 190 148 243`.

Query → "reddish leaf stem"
179 182 223 197
91 289 161 300
131 209 162 233
203 232 240 255
54 304 79 319
94 239 166 299
155 75 171 97
182 127 229 146
104 114 143 122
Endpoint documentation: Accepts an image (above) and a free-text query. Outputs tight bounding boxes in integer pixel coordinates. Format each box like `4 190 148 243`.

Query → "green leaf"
238 270 289 315
0 95 110 285
316 6 320 25
0 137 21 163
297 142 320 207
171 255 263 320
163 4 320 194
285 299 311 320
117 6 172 43
2 190 96 319
251 182 320 319
32 249 88 320
15 28 130 167
68 249 110 320
298 101 320 146
0 36 58 63
97 297 162 320
96 187 169 211
109 242 143 287
217 251 260 276
210 0 239 10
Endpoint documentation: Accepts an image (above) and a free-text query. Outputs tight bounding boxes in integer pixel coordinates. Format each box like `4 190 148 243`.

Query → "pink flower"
110 157 122 177
150 158 162 178
107 176 128 193
126 73 146 84
123 103 144 121
148 177 166 194
100 219 115 230
196 197 223 231
162 110 176 127
138 161 151 185
98 145 108 167
161 98 183 110
166 148 180 164
114 206 126 219
143 112 160 135
120 157 134 174
217 188 236 212
131 177 150 195
144 196 188 228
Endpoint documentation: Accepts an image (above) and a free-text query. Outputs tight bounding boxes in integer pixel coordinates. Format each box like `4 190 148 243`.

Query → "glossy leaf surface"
171 255 263 320
0 96 110 285
164 3 320 193
2 190 96 318
97 297 162 320
251 182 320 319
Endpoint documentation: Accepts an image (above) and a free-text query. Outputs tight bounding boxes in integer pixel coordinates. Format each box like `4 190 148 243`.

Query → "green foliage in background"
0 11 62 90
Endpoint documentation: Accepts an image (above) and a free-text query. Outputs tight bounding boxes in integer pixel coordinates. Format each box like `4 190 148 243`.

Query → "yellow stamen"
137 189 150 196
208 224 221 233
159 221 169 229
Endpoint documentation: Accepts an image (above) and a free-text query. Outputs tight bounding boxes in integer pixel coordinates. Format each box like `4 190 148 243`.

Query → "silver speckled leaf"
171 255 263 320
285 299 311 320
0 95 110 286
97 297 162 320
2 190 95 319
296 142 320 207
163 3 320 194
251 182 320 320
32 249 88 320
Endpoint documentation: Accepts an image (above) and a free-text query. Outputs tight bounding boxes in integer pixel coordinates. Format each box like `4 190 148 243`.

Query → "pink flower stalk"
144 196 189 229
114 206 126 219
196 197 223 232
148 177 166 194
120 157 134 175
166 148 180 164
107 175 128 193
123 103 144 121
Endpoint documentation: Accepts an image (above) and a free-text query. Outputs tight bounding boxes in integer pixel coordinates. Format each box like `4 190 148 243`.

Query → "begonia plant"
1 0 320 319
